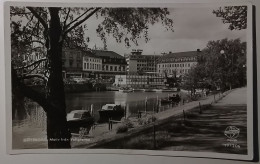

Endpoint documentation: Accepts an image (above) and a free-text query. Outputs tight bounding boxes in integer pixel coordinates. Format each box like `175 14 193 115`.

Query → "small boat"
119 87 133 93
162 88 179 92
154 89 163 92
98 104 124 122
144 88 155 92
133 88 145 92
160 98 172 104
66 110 95 133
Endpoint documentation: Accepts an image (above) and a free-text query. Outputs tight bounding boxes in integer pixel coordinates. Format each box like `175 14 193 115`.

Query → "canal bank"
73 88 236 149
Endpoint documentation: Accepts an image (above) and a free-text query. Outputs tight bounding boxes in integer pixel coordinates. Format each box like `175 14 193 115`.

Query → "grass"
95 105 247 154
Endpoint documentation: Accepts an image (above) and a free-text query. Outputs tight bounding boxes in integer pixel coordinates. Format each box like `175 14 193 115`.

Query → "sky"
84 7 246 56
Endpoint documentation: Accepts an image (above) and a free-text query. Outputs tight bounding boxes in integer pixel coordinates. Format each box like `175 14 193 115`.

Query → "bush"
116 124 128 133
121 118 134 128
138 115 157 125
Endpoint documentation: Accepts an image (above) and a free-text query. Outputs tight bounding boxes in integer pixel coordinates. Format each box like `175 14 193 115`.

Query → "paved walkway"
75 88 247 148
214 87 247 106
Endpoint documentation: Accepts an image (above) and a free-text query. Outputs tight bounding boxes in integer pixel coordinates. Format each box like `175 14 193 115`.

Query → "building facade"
22 47 47 74
62 48 84 78
114 73 164 88
93 50 127 79
125 50 160 74
157 50 200 77
82 51 102 78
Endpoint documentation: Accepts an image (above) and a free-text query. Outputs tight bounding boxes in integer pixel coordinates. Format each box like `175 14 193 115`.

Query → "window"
110 66 113 71
69 60 73 66
87 63 89 69
84 63 86 69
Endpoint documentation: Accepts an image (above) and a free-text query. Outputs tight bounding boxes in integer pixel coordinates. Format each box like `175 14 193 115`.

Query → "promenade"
74 88 246 148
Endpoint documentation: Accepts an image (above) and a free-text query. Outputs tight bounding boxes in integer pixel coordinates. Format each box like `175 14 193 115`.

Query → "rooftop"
93 50 124 59
162 51 201 59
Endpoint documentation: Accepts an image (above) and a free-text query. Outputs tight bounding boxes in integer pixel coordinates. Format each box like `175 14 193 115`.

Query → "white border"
4 1 254 161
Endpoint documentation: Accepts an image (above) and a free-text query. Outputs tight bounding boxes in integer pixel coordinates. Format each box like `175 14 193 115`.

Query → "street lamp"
220 49 233 90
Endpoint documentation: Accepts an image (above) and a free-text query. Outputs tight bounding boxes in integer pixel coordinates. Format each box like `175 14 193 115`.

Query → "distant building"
82 51 102 78
62 48 84 78
157 49 200 77
114 73 164 88
22 47 47 74
125 49 160 74
93 50 127 79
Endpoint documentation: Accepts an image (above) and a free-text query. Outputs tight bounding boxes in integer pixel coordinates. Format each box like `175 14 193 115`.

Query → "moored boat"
66 110 95 133
119 87 133 93
98 104 124 122
162 88 179 92
133 88 145 92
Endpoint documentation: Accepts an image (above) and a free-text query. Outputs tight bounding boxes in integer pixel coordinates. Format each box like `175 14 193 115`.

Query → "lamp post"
220 50 233 90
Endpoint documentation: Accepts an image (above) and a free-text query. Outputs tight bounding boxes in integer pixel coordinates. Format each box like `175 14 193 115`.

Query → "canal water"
12 91 178 149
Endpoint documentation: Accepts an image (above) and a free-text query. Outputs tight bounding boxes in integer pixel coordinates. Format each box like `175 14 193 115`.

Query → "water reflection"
13 91 176 130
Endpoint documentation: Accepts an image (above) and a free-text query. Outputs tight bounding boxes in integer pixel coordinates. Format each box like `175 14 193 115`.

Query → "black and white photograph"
5 2 254 160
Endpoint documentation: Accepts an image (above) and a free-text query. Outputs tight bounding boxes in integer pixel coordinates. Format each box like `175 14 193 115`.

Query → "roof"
93 50 124 59
162 51 200 59
82 51 101 58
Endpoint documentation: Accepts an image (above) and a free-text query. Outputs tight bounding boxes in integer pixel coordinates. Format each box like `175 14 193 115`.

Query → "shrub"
116 124 128 133
138 115 157 125
121 118 134 128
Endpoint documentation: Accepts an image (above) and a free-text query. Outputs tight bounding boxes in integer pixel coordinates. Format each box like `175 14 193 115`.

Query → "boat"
160 98 172 104
66 110 95 133
98 104 125 122
144 88 155 92
118 87 133 93
162 88 179 92
154 89 163 92
133 88 145 92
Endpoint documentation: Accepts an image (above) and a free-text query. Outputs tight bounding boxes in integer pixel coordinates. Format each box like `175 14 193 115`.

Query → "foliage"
116 124 128 133
184 38 246 92
11 6 174 148
138 115 157 125
213 6 247 30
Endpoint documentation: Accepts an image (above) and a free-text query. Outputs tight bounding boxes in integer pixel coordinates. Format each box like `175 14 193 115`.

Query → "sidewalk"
74 88 241 148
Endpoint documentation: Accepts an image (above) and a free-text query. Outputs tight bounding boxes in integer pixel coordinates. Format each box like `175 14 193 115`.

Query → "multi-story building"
125 49 160 74
157 49 200 77
114 73 164 88
22 47 47 74
82 51 102 78
62 48 84 78
93 50 127 79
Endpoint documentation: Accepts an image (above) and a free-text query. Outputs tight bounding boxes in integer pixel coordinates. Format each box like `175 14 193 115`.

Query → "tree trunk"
46 7 71 148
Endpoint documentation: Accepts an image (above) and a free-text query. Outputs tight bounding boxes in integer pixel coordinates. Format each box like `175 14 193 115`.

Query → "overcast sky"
84 7 246 56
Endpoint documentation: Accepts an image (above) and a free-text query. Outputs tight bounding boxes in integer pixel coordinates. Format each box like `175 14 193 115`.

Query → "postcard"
4 1 255 160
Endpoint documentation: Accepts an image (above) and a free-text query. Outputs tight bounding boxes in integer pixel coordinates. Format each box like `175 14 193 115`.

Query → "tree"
213 6 247 30
11 7 174 148
190 38 246 92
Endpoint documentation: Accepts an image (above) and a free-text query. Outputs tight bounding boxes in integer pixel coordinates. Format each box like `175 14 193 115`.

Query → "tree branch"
64 7 101 35
12 67 49 113
15 58 47 70
20 74 48 82
64 8 94 29
27 7 48 29
63 8 71 28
